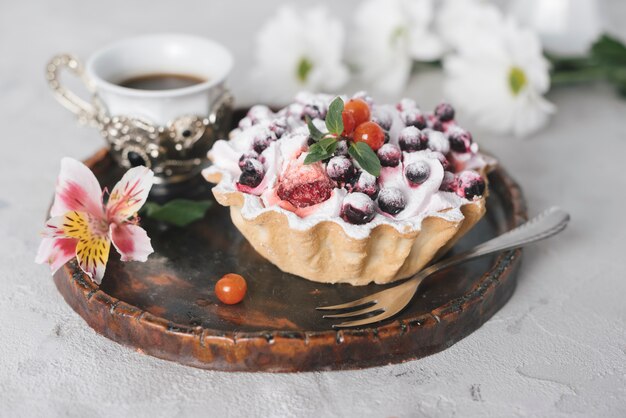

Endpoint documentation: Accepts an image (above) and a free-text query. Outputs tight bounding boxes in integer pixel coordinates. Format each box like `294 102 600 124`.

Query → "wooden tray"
53 129 527 373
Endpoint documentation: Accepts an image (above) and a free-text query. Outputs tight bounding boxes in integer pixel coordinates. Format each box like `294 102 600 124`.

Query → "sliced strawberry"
277 181 334 208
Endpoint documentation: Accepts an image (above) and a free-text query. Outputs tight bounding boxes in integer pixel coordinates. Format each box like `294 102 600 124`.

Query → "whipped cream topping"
204 92 494 240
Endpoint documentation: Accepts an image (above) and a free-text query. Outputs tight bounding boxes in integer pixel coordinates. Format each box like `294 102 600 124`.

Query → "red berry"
344 99 371 127
353 121 385 151
215 273 247 305
342 110 356 136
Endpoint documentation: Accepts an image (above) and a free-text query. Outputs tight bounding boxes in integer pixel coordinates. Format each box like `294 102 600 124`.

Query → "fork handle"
419 207 570 278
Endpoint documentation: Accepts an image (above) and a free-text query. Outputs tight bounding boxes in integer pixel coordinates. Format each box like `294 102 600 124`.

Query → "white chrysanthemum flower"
510 0 602 56
348 0 444 96
443 18 555 138
437 0 505 53
251 5 349 104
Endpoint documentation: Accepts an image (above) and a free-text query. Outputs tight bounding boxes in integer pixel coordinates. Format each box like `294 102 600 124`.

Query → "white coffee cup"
47 33 234 183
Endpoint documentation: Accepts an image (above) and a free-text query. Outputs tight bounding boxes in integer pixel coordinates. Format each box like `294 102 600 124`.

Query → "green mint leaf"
304 148 327 164
304 140 336 164
325 96 344 135
317 136 338 153
140 199 213 227
305 115 324 142
348 142 381 177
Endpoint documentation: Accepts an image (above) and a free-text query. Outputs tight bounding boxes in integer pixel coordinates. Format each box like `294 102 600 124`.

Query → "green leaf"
325 97 344 135
592 35 626 67
317 136 338 153
304 138 337 164
305 115 324 142
139 199 213 227
348 142 381 177
303 147 328 164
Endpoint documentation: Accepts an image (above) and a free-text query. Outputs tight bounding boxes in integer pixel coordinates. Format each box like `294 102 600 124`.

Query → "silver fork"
317 207 570 328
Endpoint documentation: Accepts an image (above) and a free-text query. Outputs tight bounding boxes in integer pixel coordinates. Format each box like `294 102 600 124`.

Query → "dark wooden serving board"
53 118 527 372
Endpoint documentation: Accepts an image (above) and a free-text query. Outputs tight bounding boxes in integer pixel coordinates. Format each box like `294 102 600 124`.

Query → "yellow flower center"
391 26 407 46
297 57 313 83
508 66 527 96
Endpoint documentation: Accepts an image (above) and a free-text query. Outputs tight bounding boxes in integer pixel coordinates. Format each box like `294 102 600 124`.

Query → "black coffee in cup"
118 73 207 90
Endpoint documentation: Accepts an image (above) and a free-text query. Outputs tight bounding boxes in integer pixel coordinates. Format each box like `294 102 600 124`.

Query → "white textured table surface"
1 1 626 417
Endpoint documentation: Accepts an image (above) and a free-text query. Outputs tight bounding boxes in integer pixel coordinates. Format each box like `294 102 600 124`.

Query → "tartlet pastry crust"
205 170 488 285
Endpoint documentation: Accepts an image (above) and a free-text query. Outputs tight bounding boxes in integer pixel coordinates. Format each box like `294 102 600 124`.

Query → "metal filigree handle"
46 54 97 125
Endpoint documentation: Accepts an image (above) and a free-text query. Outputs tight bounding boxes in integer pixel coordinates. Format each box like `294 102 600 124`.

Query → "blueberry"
464 179 485 199
401 108 427 129
399 126 428 152
434 103 455 122
440 172 456 192
405 161 431 185
377 144 402 167
238 158 265 187
448 129 473 153
238 150 260 169
303 103 326 120
456 171 485 199
253 134 272 154
430 119 444 132
326 156 356 184
353 171 379 199
341 192 375 225
432 151 451 172
371 110 393 131
424 129 450 154
269 118 288 139
377 188 406 215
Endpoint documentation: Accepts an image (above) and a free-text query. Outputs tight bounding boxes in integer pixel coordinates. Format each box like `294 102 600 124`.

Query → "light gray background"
1 1 625 417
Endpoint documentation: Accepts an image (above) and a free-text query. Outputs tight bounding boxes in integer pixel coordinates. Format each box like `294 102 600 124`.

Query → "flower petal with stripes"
35 237 78 274
50 158 105 218
44 211 111 283
106 166 154 222
110 223 153 262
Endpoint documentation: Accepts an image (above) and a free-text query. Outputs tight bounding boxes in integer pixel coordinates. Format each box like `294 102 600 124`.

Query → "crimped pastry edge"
205 170 487 285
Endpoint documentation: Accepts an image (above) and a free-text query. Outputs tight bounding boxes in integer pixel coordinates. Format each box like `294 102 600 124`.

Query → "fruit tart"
203 92 494 285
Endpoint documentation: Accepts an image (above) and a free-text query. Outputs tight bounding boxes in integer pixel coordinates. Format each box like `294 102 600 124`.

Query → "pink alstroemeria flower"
36 158 154 284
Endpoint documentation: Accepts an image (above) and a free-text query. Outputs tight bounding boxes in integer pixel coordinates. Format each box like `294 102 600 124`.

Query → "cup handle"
46 54 97 125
